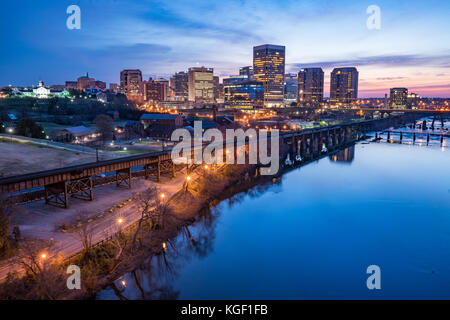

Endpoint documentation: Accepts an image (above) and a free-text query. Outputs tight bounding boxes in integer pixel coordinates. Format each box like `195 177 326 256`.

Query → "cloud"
288 54 450 69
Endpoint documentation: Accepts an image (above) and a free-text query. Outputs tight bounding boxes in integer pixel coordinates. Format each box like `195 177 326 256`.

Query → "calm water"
99 124 450 300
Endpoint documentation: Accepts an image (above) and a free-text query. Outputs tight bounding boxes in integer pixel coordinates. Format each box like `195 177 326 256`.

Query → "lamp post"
7 128 13 142
185 175 191 192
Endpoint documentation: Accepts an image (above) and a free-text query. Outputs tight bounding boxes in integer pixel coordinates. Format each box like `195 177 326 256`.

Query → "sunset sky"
1 0 450 97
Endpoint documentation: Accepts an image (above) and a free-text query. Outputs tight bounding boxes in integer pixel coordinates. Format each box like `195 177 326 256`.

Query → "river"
98 120 450 300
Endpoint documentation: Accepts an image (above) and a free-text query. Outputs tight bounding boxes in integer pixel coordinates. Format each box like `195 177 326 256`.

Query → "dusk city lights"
0 0 449 313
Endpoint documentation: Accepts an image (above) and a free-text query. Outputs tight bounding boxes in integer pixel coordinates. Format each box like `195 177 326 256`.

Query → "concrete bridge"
0 114 420 208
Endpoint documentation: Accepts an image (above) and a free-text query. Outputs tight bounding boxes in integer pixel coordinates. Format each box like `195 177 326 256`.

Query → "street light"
40 252 48 260
116 217 124 225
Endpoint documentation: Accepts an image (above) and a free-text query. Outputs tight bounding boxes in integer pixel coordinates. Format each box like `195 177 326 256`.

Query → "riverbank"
0 162 257 299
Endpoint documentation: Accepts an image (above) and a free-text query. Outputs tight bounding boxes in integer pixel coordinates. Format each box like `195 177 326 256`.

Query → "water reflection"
329 146 355 164
98 120 450 300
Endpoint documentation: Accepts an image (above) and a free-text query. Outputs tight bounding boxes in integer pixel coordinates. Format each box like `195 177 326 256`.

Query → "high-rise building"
253 44 285 107
188 67 215 103
77 73 95 91
140 80 166 102
213 76 221 101
153 78 169 101
170 71 189 101
284 73 298 102
330 67 359 105
297 68 324 106
239 66 254 80
390 88 408 108
223 81 264 109
120 69 142 97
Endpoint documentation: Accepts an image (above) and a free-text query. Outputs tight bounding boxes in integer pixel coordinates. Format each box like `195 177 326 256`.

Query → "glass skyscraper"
297 68 324 107
253 44 285 107
330 67 359 105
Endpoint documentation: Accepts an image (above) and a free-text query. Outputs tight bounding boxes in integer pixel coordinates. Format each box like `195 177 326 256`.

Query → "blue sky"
1 0 450 97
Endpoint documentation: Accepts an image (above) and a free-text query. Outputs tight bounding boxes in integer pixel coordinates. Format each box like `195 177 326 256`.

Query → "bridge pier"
45 181 69 209
116 168 132 189
68 176 94 201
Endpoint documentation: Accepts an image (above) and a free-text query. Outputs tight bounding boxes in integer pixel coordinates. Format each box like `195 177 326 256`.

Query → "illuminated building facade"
188 67 215 103
77 73 95 91
223 81 264 109
120 69 142 97
253 44 285 107
170 71 189 101
239 66 254 80
140 80 166 102
407 92 420 109
297 68 324 106
330 67 358 105
390 88 408 108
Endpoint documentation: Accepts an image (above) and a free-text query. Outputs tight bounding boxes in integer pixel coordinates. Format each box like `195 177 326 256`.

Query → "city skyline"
1 0 450 97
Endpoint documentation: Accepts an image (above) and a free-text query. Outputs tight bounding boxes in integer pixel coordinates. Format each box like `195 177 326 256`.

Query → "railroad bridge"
0 115 418 208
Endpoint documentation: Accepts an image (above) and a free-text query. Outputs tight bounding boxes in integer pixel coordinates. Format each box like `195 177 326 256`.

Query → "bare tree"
94 114 114 143
74 211 95 252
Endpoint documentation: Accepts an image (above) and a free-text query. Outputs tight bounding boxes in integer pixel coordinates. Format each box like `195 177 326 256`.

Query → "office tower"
330 67 359 105
77 72 95 91
170 71 189 101
390 88 408 108
188 67 215 103
120 69 142 96
140 80 166 102
213 76 221 100
253 44 285 107
223 81 264 109
239 66 254 80
297 68 324 106
284 73 298 102
153 78 169 101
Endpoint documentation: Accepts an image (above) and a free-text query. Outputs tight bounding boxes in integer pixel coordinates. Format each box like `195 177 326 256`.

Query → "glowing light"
117 217 124 225
121 280 126 287
186 176 191 181
40 253 48 260
162 242 168 251
160 193 166 199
